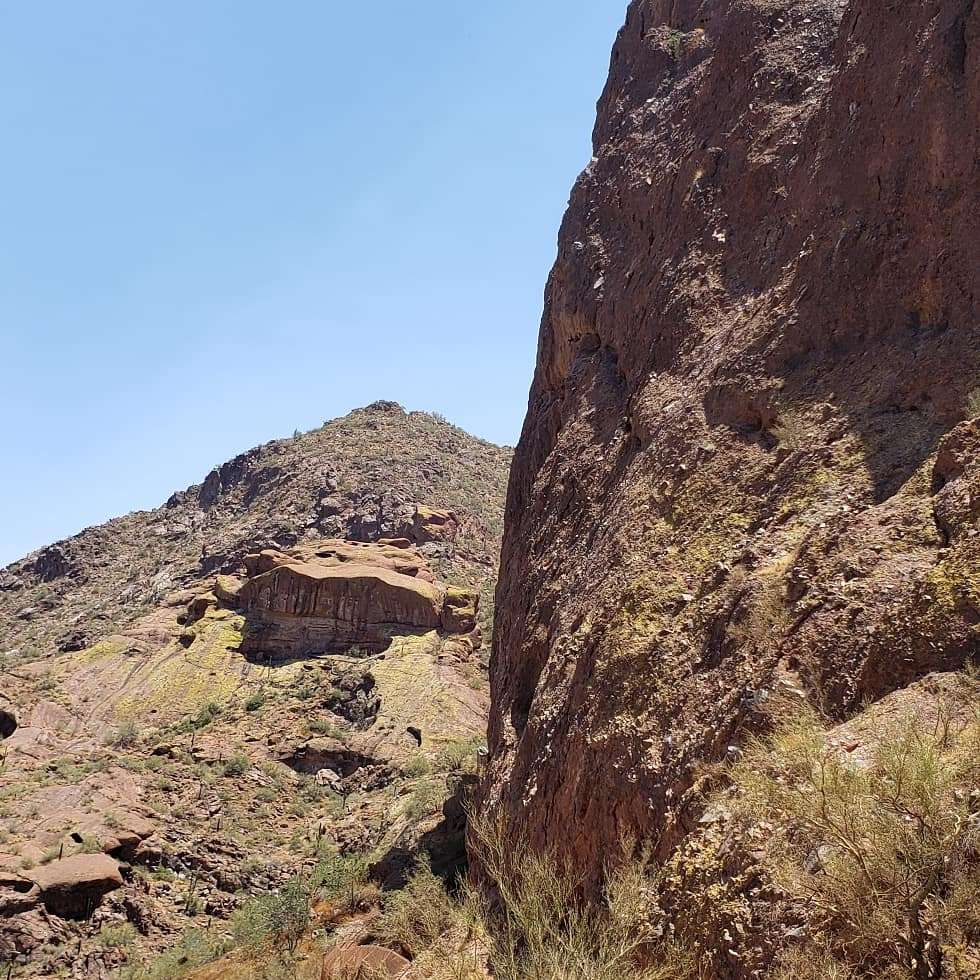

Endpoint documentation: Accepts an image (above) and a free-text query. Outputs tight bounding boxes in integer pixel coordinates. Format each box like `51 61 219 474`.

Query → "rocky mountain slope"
481 0 978 975
1 401 507 664
0 404 510 977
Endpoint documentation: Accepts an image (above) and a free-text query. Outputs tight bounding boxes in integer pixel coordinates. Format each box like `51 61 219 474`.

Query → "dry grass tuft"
730 677 980 979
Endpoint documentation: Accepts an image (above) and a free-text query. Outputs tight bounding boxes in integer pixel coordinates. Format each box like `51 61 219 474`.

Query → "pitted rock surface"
481 0 979 940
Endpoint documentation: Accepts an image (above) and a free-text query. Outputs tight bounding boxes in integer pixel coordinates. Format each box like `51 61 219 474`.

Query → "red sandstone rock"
240 559 442 657
233 539 480 658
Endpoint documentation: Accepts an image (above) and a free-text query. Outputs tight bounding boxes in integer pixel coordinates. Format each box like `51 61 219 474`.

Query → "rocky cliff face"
483 0 977 930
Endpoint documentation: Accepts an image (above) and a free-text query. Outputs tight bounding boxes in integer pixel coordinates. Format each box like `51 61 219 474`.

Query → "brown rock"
25 854 123 919
440 586 479 634
408 505 459 544
0 871 40 916
214 574 243 606
321 945 410 979
479 0 980 944
238 541 449 658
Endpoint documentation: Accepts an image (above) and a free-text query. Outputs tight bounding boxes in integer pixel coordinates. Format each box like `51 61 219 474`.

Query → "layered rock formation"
215 540 479 659
482 0 978 945
178 538 479 664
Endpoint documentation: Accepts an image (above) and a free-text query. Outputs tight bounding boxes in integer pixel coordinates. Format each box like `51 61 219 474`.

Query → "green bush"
308 718 341 736
403 753 432 778
193 701 223 728
222 753 249 777
133 927 227 979
311 851 369 908
373 858 461 959
433 737 485 774
378 816 693 980
406 778 445 820
98 922 137 948
730 682 980 979
244 692 266 712
230 877 311 955
107 718 139 748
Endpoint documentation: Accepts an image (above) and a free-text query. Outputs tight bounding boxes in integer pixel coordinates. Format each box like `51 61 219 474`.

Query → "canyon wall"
483 0 978 894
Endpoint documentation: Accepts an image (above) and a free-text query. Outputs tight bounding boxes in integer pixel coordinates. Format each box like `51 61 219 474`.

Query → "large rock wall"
482 0 978 892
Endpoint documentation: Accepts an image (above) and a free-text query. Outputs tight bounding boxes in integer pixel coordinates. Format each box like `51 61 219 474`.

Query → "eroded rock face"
233 539 478 659
482 0 978 913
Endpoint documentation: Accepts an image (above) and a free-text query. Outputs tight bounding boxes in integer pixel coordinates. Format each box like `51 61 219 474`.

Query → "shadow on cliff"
767 307 979 504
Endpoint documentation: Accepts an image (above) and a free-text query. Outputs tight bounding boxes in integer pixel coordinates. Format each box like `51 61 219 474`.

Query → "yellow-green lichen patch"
113 615 249 723
76 638 128 664
371 631 485 759
922 544 980 623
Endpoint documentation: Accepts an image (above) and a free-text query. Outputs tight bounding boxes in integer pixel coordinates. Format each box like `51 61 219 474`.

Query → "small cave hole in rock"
0 708 16 740
406 725 422 747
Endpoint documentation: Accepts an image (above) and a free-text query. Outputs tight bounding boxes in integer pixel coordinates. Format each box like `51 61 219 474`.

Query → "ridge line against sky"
0 1 625 567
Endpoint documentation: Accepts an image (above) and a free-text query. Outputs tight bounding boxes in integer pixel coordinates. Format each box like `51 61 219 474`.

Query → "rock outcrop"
195 539 480 659
481 0 978 934
24 855 123 920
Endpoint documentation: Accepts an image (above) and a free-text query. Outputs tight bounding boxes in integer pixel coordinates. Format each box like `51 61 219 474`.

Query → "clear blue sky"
0 1 625 567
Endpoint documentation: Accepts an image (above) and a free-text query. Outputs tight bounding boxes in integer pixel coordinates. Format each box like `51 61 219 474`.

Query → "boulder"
214 574 243 607
25 854 123 919
185 591 218 625
440 587 479 634
0 871 40 917
100 811 156 859
321 944 409 979
404 505 459 544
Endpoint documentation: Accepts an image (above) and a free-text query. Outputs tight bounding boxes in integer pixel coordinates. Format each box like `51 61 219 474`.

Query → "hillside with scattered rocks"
0 404 510 977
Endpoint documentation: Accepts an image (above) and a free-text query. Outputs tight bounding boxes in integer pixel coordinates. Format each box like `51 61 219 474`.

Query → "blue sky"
0 1 625 567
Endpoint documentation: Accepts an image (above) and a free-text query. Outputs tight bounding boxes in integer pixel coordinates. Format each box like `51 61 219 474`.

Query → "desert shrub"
245 691 266 712
107 718 139 748
433 737 485 774
731 686 980 979
74 833 102 854
403 753 432 778
98 922 137 948
308 718 341 736
135 927 227 979
193 701 222 728
231 876 311 954
231 894 276 949
406 778 445 820
266 876 311 954
223 753 250 777
373 857 464 959
311 851 369 908
469 812 696 980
